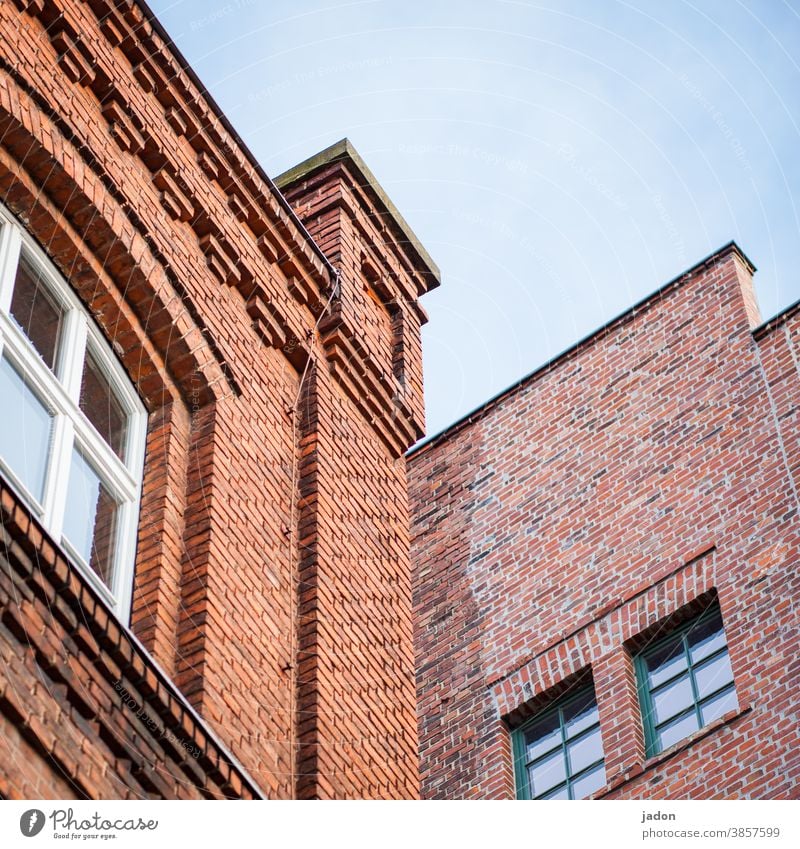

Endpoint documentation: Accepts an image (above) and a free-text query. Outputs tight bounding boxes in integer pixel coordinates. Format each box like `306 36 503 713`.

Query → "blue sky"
149 0 800 436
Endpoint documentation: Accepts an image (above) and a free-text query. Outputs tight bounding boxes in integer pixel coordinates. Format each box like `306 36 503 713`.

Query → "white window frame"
0 203 147 622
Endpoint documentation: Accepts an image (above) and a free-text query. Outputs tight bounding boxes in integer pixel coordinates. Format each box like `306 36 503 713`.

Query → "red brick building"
0 0 437 799
3 0 798 807
409 244 800 799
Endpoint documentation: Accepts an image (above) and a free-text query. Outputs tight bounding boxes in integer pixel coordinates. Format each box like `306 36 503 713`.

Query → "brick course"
409 246 800 799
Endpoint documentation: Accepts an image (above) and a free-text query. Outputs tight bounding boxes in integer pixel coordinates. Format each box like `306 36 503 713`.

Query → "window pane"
694 651 734 700
567 727 603 775
571 763 606 799
700 685 738 726
657 709 699 752
63 449 117 587
524 711 561 762
0 355 52 501
9 255 64 371
645 638 687 688
687 609 726 664
563 691 600 739
79 349 127 460
529 748 567 796
651 673 694 724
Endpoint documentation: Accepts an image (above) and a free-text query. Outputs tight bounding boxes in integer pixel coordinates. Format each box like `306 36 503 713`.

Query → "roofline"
408 240 756 459
136 0 337 281
274 138 441 289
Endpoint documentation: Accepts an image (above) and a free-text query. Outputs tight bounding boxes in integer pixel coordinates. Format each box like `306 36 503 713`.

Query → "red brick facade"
0 0 437 799
409 246 800 799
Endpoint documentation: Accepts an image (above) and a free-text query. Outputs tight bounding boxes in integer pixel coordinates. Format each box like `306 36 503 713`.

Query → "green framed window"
513 685 606 799
635 602 737 757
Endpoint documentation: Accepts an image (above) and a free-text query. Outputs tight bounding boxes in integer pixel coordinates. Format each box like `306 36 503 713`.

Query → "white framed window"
0 204 146 621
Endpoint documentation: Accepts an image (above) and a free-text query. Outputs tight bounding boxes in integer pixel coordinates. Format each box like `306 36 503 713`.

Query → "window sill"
592 705 753 799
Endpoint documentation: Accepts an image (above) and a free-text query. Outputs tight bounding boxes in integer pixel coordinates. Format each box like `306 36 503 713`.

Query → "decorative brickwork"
409 245 800 800
0 0 436 799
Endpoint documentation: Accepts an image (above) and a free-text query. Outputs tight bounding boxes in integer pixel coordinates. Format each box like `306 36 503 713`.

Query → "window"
635 602 737 757
513 685 606 799
0 205 146 620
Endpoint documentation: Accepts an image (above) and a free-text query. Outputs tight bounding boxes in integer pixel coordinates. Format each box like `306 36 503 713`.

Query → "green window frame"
635 602 737 758
512 685 606 800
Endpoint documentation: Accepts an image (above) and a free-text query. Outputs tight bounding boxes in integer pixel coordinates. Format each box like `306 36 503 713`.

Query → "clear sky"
148 0 800 437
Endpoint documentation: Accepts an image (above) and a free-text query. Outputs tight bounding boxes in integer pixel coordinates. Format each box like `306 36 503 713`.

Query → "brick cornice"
0 61 233 407
86 0 334 289
321 322 421 457
9 0 339 371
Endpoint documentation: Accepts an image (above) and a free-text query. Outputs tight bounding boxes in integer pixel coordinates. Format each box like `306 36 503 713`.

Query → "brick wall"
0 0 436 799
409 246 800 799
277 140 438 797
1 480 260 800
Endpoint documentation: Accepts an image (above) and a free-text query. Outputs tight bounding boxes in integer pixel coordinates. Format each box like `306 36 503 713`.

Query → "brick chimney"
275 138 440 454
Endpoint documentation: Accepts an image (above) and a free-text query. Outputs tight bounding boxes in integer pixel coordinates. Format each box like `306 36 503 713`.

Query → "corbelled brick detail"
409 246 800 799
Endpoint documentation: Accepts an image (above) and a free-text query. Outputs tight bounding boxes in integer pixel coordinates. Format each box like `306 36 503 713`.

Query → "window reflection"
79 349 128 461
9 255 64 371
0 355 52 502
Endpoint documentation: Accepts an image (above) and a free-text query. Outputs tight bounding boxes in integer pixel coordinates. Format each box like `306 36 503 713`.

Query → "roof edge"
408 240 756 458
274 138 441 289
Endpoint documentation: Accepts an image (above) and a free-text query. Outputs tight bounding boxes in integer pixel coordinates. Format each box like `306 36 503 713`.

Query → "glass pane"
79 349 127 461
694 652 734 700
651 673 694 724
524 711 562 762
687 609 726 664
567 727 604 775
539 784 569 800
0 355 52 501
63 448 118 587
657 709 699 752
529 748 567 796
571 762 606 799
9 254 64 371
700 685 738 726
563 691 600 739
645 638 687 688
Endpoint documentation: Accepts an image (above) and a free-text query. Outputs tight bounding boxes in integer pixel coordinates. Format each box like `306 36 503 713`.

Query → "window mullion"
684 634 704 728
71 419 137 501
558 707 573 799
43 416 74 541
60 310 88 401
